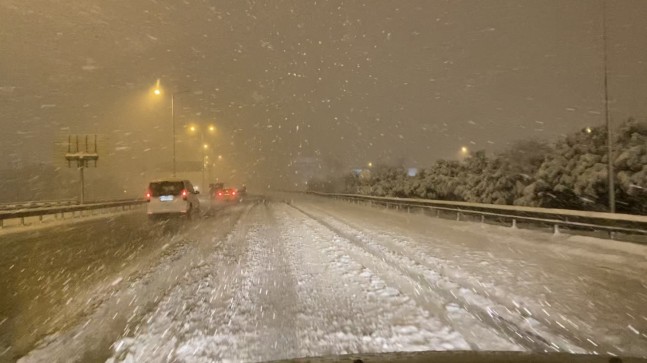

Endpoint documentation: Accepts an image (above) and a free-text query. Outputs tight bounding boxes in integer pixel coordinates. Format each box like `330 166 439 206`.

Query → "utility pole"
171 93 176 177
602 0 615 213
201 131 206 191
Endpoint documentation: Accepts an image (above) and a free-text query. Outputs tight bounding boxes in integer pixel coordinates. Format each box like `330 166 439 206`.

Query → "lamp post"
153 84 191 177
202 143 208 191
188 123 216 191
602 0 615 213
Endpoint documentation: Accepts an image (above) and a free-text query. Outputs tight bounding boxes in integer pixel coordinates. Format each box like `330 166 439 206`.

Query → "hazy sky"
1 0 646 190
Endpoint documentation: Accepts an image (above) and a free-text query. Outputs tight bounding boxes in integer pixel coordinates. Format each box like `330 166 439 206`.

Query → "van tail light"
146 190 151 202
181 189 188 200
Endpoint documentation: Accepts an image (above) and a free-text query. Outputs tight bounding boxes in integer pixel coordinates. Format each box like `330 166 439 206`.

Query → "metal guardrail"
0 199 147 228
308 192 647 238
0 198 79 211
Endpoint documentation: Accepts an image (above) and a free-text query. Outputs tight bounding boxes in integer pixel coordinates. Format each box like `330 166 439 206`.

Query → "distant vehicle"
146 179 200 219
209 183 225 200
209 182 225 196
238 185 247 197
214 188 240 203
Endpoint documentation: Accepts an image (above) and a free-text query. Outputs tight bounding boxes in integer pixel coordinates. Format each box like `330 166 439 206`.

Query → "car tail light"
181 189 188 200
232 190 237 195
218 192 223 196
146 190 151 202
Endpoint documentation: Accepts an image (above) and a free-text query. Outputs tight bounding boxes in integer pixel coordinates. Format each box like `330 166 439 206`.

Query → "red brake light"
146 190 151 201
232 191 236 195
218 192 223 196
181 189 188 200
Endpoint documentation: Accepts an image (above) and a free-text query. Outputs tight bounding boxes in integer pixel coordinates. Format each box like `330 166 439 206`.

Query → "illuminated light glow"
153 89 161 95
461 146 469 153
586 127 592 133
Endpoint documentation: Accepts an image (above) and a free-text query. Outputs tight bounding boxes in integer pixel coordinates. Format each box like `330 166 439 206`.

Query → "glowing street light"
152 80 191 177
187 122 217 188
461 146 469 154
368 162 373 168
586 127 592 134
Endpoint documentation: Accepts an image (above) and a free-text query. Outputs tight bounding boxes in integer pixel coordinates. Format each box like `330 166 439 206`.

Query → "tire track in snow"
105 203 262 362
107 200 304 362
286 202 573 352
236 202 301 361
298 201 625 355
275 203 508 353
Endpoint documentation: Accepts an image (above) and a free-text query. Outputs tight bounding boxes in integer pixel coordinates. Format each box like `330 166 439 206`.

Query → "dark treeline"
308 118 647 215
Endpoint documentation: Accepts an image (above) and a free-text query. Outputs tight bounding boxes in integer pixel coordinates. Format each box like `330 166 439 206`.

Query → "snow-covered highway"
2 195 646 362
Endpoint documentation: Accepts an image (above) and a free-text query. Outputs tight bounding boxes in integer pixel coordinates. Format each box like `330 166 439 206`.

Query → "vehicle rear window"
149 181 184 197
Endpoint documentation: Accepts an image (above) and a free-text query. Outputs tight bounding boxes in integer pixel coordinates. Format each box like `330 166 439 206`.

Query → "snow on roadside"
291 202 582 352
294 200 647 355
371 228 633 354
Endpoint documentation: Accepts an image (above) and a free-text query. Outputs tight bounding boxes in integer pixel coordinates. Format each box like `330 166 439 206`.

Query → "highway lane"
5 194 647 362
0 200 252 362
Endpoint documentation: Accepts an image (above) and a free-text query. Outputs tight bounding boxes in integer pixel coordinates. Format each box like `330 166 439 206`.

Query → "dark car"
214 188 240 203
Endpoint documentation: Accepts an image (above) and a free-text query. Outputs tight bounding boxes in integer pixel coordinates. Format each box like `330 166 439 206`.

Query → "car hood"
263 351 647 363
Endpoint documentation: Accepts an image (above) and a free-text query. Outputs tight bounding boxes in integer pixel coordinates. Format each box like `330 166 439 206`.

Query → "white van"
146 179 200 219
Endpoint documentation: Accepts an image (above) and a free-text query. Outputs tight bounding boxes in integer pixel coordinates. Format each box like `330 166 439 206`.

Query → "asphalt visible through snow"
2 194 646 362
0 200 247 362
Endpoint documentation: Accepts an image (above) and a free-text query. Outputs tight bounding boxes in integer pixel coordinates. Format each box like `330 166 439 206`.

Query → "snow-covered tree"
324 118 646 215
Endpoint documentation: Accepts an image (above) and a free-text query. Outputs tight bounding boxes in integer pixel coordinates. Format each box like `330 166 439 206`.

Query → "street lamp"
187 123 216 191
602 0 615 213
152 82 191 177
202 144 208 190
